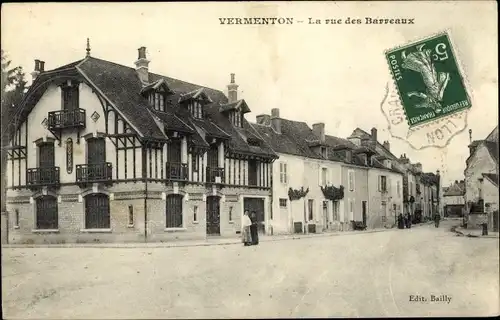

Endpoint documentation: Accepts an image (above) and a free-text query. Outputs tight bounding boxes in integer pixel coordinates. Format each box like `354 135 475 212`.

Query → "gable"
465 143 497 174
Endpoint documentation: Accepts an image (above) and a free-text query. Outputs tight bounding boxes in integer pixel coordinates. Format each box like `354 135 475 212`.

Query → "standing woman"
241 210 253 246
249 211 259 245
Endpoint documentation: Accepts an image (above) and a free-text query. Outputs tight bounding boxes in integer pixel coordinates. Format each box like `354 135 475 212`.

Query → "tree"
1 50 26 217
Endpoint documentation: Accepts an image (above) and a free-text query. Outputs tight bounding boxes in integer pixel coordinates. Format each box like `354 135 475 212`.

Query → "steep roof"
482 173 499 187
14 56 276 158
443 182 465 196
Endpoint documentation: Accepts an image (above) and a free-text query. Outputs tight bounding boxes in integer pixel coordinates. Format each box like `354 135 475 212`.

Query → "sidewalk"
453 226 499 239
1 225 414 249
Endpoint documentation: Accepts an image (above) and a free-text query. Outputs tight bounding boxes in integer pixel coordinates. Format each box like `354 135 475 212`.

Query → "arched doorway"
206 196 221 235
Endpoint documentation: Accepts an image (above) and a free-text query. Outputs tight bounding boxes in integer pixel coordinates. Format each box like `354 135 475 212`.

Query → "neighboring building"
4 46 278 244
347 128 404 229
464 126 499 231
252 113 344 234
442 180 465 217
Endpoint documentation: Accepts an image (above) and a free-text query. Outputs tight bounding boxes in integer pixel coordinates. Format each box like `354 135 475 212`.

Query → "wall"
270 152 343 234
465 144 497 205
367 168 403 229
341 164 369 229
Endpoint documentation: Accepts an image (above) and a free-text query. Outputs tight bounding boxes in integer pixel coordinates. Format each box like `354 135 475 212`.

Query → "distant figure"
249 211 259 245
241 210 252 246
398 213 404 229
434 213 441 228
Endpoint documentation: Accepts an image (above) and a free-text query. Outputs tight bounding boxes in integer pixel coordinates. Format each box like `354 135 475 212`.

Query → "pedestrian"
407 214 412 228
249 211 259 245
398 213 404 229
434 212 440 228
241 210 253 246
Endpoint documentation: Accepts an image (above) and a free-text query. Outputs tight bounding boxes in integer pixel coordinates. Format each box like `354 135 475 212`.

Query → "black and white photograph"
1 1 498 318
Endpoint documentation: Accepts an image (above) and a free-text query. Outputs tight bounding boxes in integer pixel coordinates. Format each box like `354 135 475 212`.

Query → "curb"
2 223 435 249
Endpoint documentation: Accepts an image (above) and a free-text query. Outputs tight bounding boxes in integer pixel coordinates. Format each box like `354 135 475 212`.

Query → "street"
2 220 499 318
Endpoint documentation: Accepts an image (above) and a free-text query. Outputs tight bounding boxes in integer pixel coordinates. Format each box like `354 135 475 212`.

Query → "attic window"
229 110 243 127
149 91 165 112
188 100 203 119
320 147 327 158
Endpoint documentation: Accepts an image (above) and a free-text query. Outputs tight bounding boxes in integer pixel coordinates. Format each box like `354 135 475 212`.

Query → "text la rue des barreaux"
218 17 415 25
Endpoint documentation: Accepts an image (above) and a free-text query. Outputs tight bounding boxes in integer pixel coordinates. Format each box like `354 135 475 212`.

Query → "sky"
1 1 498 186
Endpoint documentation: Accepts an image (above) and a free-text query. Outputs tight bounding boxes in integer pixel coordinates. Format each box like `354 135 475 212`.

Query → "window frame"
348 170 355 191
279 162 288 184
308 199 314 221
279 198 288 208
166 194 183 228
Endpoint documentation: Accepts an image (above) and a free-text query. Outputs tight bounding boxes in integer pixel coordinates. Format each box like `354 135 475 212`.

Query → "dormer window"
149 91 165 112
229 110 243 127
188 100 203 119
320 147 327 158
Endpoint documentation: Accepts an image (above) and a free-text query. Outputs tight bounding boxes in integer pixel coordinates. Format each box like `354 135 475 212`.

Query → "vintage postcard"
1 1 498 319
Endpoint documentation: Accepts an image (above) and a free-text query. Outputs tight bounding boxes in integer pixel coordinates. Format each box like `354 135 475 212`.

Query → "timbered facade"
5 46 277 244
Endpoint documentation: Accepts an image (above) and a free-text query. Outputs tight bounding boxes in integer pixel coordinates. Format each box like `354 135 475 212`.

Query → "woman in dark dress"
397 213 404 229
249 211 259 245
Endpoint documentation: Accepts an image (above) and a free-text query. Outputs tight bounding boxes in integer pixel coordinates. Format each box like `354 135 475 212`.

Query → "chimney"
371 127 378 143
256 114 271 126
383 140 390 151
227 73 239 103
39 61 45 72
31 59 41 81
134 46 150 84
312 123 325 143
271 108 281 134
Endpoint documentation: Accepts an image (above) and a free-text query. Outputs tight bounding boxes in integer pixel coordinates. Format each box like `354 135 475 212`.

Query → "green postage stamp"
385 32 471 128
381 32 472 149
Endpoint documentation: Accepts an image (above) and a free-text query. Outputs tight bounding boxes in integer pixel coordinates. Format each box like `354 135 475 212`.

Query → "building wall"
6 181 271 244
367 168 403 229
270 152 343 235
465 144 497 205
341 164 369 229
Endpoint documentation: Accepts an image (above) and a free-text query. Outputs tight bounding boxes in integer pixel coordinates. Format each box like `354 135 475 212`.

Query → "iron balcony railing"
165 162 188 181
48 108 86 129
76 162 113 184
26 167 60 187
206 167 225 184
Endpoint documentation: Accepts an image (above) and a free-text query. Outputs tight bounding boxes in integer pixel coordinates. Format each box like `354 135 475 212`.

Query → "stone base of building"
5 182 271 244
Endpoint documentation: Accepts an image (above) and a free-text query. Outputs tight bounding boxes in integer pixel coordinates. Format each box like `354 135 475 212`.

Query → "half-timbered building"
5 45 277 244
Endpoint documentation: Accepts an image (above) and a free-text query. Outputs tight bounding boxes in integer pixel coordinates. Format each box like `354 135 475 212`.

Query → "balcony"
48 108 86 130
166 162 188 181
206 167 225 184
26 167 60 188
76 162 113 185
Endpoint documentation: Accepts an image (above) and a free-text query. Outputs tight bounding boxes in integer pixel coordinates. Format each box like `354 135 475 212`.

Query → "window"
348 170 355 191
189 101 203 119
349 199 354 221
85 194 110 229
192 155 200 172
151 92 165 111
229 110 243 127
193 205 198 222
36 196 58 229
397 181 401 197
248 160 258 186
128 205 134 226
308 199 314 221
279 162 288 184
166 194 183 228
279 198 287 208
379 175 387 192
409 181 413 196
321 147 327 158
15 209 19 228
321 167 328 186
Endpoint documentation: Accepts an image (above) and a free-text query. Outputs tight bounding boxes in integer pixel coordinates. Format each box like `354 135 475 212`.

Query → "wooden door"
206 196 220 235
85 194 110 229
323 201 329 230
244 197 265 234
167 139 182 163
87 138 106 164
39 143 55 167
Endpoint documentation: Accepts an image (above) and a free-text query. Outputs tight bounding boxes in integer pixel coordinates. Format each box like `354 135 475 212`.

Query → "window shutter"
388 176 392 194
378 176 381 191
318 166 322 186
